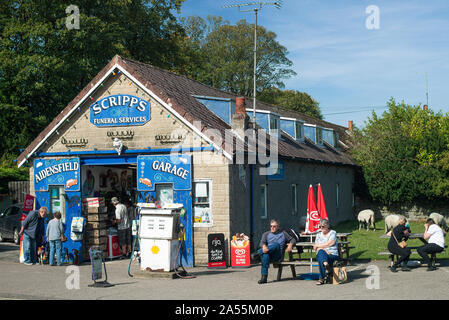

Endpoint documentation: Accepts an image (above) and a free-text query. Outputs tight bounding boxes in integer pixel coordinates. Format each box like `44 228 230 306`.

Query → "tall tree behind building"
0 0 185 160
177 15 296 97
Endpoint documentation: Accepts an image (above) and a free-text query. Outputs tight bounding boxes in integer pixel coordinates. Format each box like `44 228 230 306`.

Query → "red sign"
23 194 35 212
231 233 250 268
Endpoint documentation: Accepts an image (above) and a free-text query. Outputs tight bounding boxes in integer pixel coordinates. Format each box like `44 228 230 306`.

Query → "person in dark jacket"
18 207 48 265
387 216 411 272
253 219 296 284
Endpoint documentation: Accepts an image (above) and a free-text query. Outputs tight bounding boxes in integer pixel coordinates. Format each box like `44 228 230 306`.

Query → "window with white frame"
291 184 297 215
260 184 267 219
193 180 213 227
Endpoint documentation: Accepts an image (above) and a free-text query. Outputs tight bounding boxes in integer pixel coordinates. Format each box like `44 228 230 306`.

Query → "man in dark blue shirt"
254 219 296 284
19 207 48 265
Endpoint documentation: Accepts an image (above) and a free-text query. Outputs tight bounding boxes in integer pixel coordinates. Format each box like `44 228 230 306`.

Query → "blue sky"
176 0 449 128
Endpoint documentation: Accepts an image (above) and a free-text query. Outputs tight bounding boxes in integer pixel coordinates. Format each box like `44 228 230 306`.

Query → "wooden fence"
8 181 30 204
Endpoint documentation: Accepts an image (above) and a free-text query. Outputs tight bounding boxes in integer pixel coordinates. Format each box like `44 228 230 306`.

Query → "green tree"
350 98 449 204
0 0 186 187
258 87 322 119
177 15 296 97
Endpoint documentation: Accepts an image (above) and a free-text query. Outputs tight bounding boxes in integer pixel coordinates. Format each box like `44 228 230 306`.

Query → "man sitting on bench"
417 218 446 271
252 219 296 284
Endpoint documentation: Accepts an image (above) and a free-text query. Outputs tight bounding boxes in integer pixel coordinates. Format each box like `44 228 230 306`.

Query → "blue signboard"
34 158 81 192
137 155 191 191
90 94 151 127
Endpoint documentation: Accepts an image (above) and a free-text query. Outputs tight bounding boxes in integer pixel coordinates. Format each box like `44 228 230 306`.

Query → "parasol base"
298 273 320 281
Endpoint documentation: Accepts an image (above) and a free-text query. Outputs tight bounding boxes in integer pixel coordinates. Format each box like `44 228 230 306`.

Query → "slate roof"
18 55 357 168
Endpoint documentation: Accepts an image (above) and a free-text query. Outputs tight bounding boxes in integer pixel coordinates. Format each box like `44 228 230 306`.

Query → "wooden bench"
378 246 447 267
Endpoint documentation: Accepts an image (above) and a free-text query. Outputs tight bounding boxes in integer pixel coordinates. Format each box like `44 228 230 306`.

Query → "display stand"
88 247 114 288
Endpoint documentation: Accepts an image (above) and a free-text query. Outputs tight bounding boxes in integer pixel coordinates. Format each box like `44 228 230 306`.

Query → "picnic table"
272 233 353 281
299 232 353 261
378 233 447 266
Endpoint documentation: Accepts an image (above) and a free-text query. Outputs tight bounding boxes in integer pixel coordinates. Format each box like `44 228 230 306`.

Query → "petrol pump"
136 203 183 272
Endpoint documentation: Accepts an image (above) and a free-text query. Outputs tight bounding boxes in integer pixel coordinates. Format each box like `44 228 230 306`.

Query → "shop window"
49 186 66 224
291 184 297 215
193 180 212 227
260 184 267 219
155 183 174 206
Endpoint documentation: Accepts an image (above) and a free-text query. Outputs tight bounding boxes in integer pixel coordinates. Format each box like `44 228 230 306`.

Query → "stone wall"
355 197 449 221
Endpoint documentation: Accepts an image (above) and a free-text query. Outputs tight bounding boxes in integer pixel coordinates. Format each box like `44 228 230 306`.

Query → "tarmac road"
0 241 448 301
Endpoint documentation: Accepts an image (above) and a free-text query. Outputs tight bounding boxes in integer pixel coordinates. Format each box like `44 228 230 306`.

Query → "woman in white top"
417 218 446 271
313 219 339 285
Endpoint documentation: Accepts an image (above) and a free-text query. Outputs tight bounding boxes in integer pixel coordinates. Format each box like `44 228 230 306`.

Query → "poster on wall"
82 166 133 197
193 206 213 227
34 158 80 192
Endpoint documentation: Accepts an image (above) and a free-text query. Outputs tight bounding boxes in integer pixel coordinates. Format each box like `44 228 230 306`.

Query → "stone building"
17 55 357 265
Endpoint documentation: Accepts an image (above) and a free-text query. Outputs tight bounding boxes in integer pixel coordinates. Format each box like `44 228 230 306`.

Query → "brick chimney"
348 120 353 131
423 104 428 111
231 97 249 137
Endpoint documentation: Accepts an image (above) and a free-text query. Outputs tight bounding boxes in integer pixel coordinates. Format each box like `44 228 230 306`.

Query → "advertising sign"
207 233 226 268
34 158 80 192
230 233 250 268
23 194 35 212
137 155 191 191
90 94 151 127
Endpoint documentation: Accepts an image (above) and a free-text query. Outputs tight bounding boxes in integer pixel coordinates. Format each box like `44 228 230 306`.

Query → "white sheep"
357 209 375 230
384 214 408 233
429 212 449 232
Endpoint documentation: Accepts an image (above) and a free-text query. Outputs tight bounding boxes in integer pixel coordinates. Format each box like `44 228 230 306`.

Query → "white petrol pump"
137 203 182 272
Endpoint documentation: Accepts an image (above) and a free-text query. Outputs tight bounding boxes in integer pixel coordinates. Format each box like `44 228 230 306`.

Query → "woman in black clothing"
387 216 412 272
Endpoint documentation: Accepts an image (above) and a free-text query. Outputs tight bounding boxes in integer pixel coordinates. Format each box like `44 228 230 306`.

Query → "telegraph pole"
222 1 282 125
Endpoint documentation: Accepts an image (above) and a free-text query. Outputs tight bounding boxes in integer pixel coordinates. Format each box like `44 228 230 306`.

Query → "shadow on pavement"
0 243 19 252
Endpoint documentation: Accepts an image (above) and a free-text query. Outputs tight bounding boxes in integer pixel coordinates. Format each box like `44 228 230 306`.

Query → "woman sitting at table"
386 216 411 272
314 219 339 285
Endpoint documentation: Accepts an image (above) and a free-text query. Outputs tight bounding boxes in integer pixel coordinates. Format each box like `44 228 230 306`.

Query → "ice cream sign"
90 94 151 127
137 155 191 191
34 158 80 192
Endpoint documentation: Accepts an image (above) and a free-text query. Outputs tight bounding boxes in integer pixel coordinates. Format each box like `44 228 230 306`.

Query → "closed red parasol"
317 183 328 221
305 185 320 234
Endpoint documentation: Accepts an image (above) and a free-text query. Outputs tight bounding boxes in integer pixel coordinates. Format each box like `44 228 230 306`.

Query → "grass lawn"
332 219 449 261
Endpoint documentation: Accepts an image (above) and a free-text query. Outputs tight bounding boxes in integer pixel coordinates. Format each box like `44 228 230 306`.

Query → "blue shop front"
31 93 196 266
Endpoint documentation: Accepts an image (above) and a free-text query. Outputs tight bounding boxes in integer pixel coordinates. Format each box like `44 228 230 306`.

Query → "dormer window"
194 95 235 125
248 109 280 137
281 117 304 141
323 128 338 147
304 124 316 143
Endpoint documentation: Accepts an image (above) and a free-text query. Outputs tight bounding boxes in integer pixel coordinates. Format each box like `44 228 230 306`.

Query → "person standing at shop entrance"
111 197 131 257
18 207 48 265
